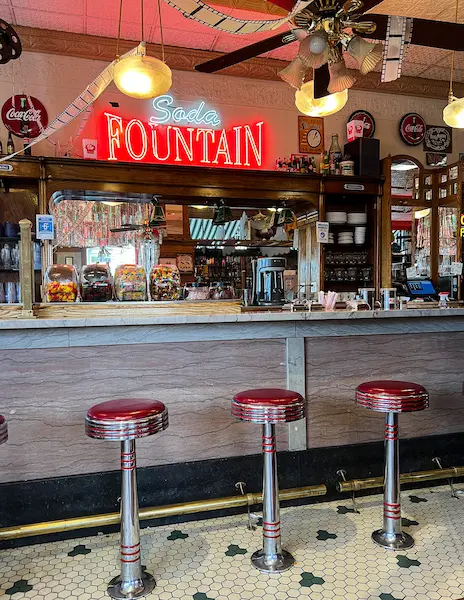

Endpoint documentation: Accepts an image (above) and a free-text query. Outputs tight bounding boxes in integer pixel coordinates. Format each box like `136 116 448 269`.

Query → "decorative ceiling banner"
162 0 310 34
381 16 413 83
0 46 139 163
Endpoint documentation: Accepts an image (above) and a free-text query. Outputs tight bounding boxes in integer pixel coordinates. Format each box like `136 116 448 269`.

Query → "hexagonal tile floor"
0 484 463 600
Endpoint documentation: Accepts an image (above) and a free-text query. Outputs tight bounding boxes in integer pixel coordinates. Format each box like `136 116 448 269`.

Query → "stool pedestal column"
251 423 294 573
108 440 155 599
372 413 414 551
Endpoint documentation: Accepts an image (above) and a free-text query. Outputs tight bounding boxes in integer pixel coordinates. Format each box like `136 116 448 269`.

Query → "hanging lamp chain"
448 0 459 102
157 0 166 63
116 0 124 59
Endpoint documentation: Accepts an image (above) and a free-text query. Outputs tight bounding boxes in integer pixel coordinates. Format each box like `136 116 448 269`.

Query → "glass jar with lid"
80 264 113 302
45 265 78 302
114 265 147 301
150 265 181 301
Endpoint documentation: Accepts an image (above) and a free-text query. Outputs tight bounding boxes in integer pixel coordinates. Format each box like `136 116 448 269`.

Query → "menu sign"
399 113 426 146
1 95 48 138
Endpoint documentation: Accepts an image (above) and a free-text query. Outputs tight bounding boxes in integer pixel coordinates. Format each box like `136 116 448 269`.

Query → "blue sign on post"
36 214 55 240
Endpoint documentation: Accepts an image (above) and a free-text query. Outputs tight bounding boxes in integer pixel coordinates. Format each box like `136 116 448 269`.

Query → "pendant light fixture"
443 0 464 128
295 80 348 118
113 0 172 99
212 200 232 226
149 196 166 226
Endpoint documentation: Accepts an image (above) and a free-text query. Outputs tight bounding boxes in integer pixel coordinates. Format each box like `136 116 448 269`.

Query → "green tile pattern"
224 544 247 556
300 572 325 587
167 530 189 540
67 544 91 557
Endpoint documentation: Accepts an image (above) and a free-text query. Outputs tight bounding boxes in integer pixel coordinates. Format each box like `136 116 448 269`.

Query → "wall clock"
348 110 375 137
423 125 452 153
298 116 324 154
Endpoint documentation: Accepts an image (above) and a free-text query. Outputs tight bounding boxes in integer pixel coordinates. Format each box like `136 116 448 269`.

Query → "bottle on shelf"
0 138 3 155
6 132 15 155
20 97 32 156
329 134 342 175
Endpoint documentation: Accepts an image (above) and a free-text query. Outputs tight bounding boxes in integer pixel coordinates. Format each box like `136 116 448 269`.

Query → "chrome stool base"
107 571 156 599
372 529 414 551
251 549 294 573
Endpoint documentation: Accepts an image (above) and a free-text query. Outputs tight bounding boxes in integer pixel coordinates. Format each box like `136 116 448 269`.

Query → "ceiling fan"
194 0 464 99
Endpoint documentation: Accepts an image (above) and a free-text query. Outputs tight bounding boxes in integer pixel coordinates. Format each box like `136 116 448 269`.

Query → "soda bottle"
20 97 32 156
329 134 342 175
6 131 15 154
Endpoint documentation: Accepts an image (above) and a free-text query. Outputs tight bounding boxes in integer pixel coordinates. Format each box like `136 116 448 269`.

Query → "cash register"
406 279 438 302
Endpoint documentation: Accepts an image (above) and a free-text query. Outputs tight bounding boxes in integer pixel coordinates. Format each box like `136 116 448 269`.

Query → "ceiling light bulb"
295 81 348 118
114 43 172 100
443 96 464 128
308 32 328 55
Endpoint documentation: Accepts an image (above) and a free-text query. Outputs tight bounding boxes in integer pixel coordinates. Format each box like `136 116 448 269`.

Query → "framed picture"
64 256 74 265
423 125 452 153
426 153 447 167
298 116 324 154
177 254 194 273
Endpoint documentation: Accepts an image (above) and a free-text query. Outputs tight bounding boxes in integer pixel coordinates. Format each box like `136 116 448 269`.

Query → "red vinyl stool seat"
232 388 305 424
0 415 7 445
355 380 429 551
86 399 168 599
232 388 305 574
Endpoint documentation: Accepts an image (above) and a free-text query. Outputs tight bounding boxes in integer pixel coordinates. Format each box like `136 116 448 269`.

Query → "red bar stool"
232 388 305 573
0 415 7 444
86 399 168 599
355 380 429 550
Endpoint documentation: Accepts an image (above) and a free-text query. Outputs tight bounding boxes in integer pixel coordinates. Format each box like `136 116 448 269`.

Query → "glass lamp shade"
114 54 172 99
149 201 166 226
443 96 464 128
295 81 348 117
347 36 383 75
212 204 232 226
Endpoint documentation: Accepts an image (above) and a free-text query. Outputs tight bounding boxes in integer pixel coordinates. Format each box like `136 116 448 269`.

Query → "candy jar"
45 265 78 302
150 265 181 301
80 264 113 302
114 265 147 301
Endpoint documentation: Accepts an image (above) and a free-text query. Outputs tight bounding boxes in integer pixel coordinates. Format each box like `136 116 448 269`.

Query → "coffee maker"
252 257 286 306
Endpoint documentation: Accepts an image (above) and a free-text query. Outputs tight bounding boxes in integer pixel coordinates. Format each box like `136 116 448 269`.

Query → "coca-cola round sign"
399 113 426 146
1 95 48 138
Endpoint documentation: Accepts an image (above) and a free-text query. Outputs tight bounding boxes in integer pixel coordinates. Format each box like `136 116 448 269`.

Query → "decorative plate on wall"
423 125 452 153
399 113 426 146
348 110 375 138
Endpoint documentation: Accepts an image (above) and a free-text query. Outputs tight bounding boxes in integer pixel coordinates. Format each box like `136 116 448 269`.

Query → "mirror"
390 157 430 293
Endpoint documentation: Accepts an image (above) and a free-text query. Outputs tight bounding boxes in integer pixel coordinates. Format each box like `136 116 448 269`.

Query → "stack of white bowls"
326 211 347 224
328 233 335 244
355 227 367 245
347 212 367 225
338 231 354 245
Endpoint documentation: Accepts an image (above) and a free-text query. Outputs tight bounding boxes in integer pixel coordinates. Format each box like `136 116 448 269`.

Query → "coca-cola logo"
348 110 376 138
399 113 426 146
1 95 48 138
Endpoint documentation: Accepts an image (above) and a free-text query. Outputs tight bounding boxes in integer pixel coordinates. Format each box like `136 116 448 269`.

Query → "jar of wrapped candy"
114 265 147 301
45 265 78 302
80 264 113 302
150 265 181 301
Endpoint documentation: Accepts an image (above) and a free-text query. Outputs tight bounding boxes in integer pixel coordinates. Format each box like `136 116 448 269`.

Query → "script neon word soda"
150 95 221 127
101 112 264 169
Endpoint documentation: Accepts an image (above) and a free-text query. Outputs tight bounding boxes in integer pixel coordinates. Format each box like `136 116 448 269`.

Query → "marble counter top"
1 307 464 330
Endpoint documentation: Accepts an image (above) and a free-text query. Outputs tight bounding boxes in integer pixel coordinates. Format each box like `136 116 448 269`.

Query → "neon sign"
150 95 221 127
99 112 265 169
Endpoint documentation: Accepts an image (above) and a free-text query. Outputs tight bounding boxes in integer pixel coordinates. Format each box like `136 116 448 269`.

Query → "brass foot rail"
0 483 327 541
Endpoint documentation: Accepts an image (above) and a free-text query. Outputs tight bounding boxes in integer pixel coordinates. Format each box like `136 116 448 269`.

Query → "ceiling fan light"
298 36 329 69
114 43 172 99
308 31 328 55
443 96 464 128
328 59 356 94
347 36 383 75
295 80 348 118
278 56 307 89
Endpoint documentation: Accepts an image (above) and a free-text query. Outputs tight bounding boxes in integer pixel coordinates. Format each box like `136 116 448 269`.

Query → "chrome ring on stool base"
232 388 305 573
0 415 7 445
86 399 168 599
356 380 429 551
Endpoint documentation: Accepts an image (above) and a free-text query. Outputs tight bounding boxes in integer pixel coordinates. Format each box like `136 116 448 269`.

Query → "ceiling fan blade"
313 63 330 99
266 0 295 11
195 31 297 73
366 14 464 51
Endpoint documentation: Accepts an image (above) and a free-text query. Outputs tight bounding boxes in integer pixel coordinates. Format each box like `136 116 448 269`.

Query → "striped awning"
190 218 241 240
